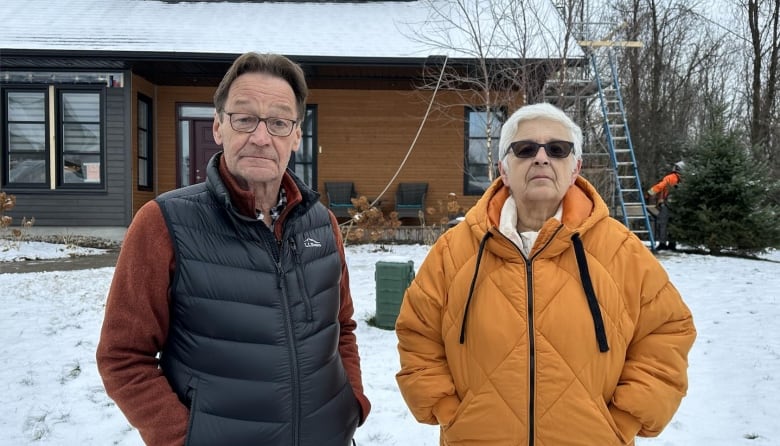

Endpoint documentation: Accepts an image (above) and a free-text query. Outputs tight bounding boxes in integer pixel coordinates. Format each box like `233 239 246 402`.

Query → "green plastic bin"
374 260 415 330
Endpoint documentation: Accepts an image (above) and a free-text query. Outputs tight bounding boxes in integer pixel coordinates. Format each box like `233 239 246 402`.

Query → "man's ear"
213 112 223 145
290 125 302 153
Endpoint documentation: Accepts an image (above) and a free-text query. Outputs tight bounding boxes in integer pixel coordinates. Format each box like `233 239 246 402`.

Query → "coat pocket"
595 398 629 445
441 390 473 437
184 376 200 446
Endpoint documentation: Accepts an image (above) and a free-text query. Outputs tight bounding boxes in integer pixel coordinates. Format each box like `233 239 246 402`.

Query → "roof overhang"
0 49 584 88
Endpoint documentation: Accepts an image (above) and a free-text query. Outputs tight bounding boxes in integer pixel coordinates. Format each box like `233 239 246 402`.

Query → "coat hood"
463 175 610 255
456 175 613 350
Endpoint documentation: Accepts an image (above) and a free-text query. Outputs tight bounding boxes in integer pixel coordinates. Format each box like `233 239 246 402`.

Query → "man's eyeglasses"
506 140 574 159
224 112 298 137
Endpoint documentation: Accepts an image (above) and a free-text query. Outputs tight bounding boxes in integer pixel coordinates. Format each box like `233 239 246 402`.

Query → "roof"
0 0 582 61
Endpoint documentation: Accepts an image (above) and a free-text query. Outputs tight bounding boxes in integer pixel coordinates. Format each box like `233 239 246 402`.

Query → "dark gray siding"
4 87 131 227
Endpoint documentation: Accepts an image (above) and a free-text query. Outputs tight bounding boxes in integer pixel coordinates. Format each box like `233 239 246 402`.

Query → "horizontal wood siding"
137 84 508 223
5 87 130 227
310 88 481 224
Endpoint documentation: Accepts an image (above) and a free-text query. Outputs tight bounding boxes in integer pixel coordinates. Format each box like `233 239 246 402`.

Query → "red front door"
192 119 222 185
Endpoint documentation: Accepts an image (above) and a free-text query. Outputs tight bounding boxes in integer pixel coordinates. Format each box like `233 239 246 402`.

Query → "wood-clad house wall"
131 82 503 224
311 88 480 224
155 86 215 196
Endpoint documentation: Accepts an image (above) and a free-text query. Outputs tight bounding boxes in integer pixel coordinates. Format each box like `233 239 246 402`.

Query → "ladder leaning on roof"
590 47 656 249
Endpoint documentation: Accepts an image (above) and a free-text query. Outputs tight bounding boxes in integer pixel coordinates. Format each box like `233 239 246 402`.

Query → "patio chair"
325 181 357 219
395 182 428 223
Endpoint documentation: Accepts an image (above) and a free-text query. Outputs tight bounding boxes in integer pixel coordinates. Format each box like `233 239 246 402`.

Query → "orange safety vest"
649 172 681 202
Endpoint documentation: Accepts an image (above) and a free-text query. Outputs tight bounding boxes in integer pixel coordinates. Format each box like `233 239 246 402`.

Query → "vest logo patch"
303 237 322 248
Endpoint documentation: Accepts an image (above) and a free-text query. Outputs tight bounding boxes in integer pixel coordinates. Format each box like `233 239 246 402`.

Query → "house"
0 0 582 231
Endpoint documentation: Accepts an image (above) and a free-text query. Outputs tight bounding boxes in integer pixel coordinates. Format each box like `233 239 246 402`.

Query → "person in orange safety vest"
646 161 684 250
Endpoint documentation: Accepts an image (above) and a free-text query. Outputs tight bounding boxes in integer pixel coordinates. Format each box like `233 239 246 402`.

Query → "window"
137 94 153 190
5 90 48 185
464 107 504 195
2 85 104 189
291 105 317 189
59 91 101 185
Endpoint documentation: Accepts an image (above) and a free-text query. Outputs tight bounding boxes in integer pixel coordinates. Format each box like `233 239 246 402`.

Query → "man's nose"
249 120 273 143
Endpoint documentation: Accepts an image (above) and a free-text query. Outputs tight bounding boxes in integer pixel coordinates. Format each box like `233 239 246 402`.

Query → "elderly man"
97 52 370 446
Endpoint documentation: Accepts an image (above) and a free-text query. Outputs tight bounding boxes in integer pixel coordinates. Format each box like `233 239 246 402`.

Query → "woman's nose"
533 148 550 165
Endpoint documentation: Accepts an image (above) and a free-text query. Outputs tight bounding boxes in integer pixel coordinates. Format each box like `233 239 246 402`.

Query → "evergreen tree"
669 130 780 256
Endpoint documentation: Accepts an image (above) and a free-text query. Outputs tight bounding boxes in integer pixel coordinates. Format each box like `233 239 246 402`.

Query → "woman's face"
499 118 580 210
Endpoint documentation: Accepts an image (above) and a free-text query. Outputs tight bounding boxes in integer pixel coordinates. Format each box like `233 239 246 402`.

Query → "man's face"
499 118 581 207
213 72 301 189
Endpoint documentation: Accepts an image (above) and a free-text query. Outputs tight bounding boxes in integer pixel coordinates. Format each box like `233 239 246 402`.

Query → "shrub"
342 196 401 249
421 192 466 245
339 193 469 247
1 190 35 244
669 130 780 255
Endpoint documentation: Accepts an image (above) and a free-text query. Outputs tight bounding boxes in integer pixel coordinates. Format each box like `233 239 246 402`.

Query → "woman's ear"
570 159 582 185
498 160 510 185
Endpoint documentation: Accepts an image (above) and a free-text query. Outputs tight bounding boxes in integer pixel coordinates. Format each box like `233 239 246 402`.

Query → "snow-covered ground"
1 240 779 445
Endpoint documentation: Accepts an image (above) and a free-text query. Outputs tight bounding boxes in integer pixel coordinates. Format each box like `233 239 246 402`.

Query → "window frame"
2 87 50 188
290 105 317 189
56 87 105 189
463 106 505 196
1 83 106 191
137 93 154 191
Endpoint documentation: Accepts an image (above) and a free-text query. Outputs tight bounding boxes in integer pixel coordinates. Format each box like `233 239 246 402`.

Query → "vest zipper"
184 377 199 446
276 255 301 446
289 239 314 321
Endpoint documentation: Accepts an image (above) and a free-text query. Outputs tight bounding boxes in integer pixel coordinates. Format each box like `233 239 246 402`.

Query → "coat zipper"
515 225 564 446
492 228 539 446
525 260 535 446
497 225 563 446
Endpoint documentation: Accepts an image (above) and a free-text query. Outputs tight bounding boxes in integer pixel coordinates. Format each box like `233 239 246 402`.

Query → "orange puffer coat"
395 176 696 446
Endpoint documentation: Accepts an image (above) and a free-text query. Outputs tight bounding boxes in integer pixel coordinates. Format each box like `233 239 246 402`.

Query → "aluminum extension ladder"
590 48 656 249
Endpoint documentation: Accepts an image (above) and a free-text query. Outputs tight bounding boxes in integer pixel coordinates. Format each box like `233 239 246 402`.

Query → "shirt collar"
498 198 563 255
256 187 288 226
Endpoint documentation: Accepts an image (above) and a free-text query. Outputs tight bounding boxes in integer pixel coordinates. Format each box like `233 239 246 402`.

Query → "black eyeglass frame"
223 111 298 137
506 140 574 159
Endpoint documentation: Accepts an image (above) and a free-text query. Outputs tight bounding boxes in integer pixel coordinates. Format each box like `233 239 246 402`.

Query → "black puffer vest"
156 155 359 446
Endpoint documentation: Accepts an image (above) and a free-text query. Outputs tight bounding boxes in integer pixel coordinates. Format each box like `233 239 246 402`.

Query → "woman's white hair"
499 102 583 171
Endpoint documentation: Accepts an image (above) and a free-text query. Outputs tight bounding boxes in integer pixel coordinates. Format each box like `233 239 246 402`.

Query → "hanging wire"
340 56 450 237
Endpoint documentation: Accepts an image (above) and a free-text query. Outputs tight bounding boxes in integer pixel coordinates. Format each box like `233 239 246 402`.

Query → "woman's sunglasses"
506 140 574 159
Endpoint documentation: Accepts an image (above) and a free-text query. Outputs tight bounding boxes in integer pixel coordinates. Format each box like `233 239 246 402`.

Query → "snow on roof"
0 0 582 60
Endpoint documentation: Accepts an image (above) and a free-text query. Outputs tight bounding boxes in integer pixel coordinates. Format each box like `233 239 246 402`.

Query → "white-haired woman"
395 102 696 445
